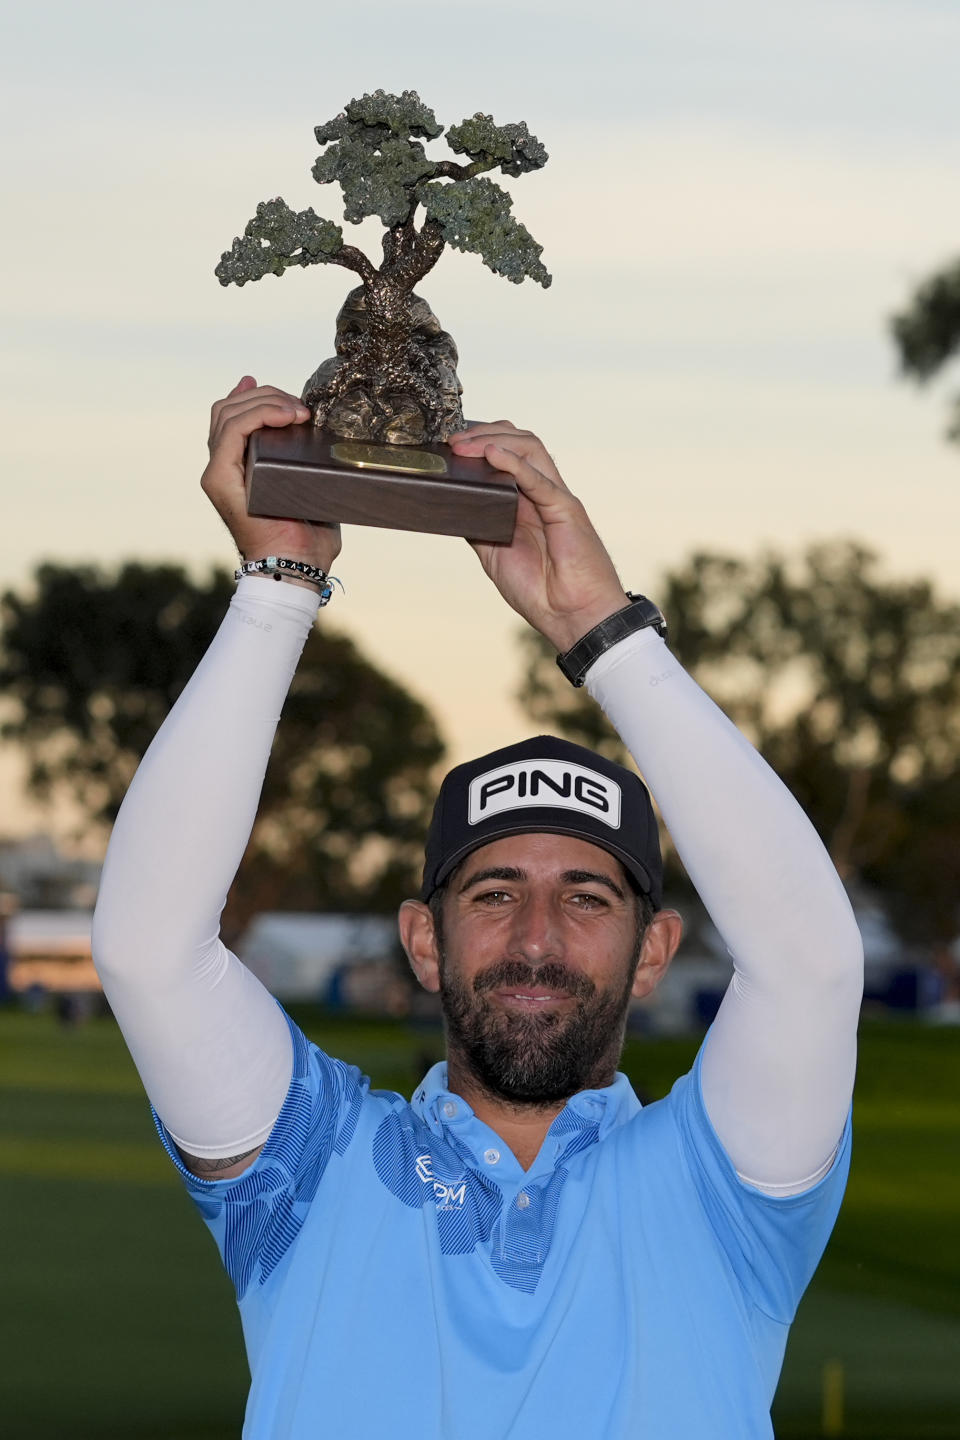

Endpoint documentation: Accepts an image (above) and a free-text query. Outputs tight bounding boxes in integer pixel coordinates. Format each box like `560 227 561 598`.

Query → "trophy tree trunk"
304 217 463 444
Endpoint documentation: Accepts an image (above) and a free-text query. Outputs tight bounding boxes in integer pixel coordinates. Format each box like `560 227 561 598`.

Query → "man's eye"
570 893 607 909
476 890 512 906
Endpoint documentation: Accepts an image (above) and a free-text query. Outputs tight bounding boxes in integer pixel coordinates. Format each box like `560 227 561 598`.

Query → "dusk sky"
3 0 959 836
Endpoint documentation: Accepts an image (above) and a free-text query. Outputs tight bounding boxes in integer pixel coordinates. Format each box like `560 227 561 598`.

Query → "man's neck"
443 1055 614 1172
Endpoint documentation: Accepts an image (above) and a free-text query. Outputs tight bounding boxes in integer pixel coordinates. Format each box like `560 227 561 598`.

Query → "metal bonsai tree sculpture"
216 90 551 446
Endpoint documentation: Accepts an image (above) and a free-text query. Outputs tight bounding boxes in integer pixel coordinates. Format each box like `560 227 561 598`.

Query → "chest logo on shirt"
416 1152 467 1210
375 1109 588 1293
467 759 622 829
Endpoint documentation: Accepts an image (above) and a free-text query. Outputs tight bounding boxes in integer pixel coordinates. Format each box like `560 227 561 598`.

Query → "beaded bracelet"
235 556 342 607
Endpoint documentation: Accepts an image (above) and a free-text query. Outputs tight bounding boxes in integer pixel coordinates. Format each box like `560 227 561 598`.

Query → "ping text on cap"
467 759 622 830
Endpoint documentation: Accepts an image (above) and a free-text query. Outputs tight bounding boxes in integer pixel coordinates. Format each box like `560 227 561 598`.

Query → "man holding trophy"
92 91 862 1438
92 372 862 1438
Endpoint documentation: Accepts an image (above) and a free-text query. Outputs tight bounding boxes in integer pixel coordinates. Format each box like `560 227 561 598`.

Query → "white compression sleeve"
586 630 864 1194
92 578 319 1159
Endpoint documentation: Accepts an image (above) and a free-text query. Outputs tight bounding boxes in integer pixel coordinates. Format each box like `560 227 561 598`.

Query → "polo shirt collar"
411 1061 642 1143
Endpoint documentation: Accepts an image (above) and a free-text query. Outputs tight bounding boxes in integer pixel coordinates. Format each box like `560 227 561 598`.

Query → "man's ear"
398 899 442 993
631 909 683 1001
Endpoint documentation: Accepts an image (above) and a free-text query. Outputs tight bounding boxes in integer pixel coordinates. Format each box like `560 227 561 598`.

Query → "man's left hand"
450 423 629 653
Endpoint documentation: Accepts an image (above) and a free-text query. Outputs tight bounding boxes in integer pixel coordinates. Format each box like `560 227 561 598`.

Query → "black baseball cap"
421 735 663 907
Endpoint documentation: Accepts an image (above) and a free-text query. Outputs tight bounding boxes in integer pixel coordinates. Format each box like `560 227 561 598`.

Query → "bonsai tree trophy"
216 89 552 542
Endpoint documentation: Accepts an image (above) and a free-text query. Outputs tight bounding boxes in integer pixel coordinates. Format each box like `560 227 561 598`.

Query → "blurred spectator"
0 893 15 1005
931 942 960 1024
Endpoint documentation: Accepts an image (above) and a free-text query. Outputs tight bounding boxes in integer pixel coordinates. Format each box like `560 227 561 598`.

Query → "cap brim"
425 820 659 903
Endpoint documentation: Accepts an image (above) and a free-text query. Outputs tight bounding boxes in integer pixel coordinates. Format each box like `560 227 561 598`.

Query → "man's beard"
439 952 639 1106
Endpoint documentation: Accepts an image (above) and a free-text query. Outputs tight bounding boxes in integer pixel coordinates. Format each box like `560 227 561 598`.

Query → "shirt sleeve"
153 1012 370 1300
586 628 863 1193
668 1044 852 1323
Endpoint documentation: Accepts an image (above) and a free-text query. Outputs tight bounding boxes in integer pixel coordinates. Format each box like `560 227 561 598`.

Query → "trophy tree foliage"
215 89 552 294
0 563 446 930
890 257 960 442
518 542 960 944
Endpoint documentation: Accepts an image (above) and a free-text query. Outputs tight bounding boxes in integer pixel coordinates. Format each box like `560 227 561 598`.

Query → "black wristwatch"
556 593 668 688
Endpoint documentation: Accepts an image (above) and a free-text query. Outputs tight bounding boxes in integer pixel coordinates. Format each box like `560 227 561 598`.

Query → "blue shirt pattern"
156 1011 851 1439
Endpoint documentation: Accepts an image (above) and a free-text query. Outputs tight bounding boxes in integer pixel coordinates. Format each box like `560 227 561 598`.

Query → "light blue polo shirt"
157 1012 851 1439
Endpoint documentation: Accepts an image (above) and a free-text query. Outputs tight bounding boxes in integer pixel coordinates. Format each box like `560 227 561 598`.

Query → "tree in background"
0 563 445 930
891 258 960 441
518 542 960 944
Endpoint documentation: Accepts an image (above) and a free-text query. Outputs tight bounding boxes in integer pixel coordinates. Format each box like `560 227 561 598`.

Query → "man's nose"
506 894 564 961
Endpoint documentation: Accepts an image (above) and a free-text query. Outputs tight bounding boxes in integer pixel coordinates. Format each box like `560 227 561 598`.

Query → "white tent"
238 912 397 1001
6 909 96 992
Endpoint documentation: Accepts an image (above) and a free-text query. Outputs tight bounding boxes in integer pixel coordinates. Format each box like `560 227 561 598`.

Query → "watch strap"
556 593 668 688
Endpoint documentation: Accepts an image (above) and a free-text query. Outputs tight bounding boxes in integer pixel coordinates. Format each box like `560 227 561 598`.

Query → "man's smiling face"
431 833 654 1105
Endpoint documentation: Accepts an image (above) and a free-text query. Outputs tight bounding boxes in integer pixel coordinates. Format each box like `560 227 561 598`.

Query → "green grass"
0 1009 957 1438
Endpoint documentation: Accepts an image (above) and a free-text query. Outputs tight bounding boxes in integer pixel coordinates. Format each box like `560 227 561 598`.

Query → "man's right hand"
202 377 342 574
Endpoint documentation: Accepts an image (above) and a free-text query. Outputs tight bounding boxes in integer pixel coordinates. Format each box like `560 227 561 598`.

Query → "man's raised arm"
93 379 340 1179
451 422 863 1193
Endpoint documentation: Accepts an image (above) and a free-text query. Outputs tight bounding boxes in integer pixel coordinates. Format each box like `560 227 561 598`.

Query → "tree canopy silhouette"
518 542 960 943
891 258 960 441
0 563 446 927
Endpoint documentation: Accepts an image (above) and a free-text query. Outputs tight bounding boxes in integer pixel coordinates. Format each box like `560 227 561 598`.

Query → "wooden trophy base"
245 424 518 543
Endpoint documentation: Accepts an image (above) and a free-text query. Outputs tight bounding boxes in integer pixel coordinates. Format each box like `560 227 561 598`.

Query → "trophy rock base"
245 424 518 543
